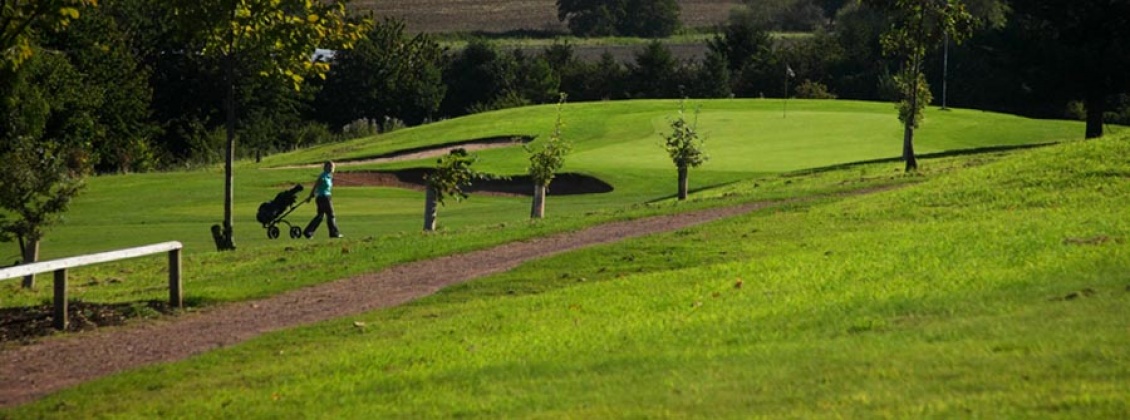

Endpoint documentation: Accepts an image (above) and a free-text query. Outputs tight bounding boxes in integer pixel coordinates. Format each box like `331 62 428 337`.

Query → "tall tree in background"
557 0 680 37
707 13 777 97
1007 0 1130 139
440 39 507 116
0 53 98 288
1 0 97 287
172 0 368 251
863 0 972 171
316 18 446 131
38 4 159 173
629 41 678 98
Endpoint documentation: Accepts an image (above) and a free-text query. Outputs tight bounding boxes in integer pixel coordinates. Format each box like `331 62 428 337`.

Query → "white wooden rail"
0 241 183 330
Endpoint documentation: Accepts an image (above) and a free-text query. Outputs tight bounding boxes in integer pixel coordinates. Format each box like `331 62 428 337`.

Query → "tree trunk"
903 55 921 172
220 53 237 251
531 184 546 219
21 238 39 288
677 165 689 201
423 187 438 231
902 122 918 172
1085 94 1105 139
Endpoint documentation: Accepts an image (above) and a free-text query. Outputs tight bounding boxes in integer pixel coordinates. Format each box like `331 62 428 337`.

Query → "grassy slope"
5 135 1128 418
3 100 1082 263
0 100 1086 311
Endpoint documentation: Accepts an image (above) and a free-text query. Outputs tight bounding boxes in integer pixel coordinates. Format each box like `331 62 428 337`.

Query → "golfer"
303 160 343 238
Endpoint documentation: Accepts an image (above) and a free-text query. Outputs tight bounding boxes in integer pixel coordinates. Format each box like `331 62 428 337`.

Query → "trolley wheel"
289 226 303 239
267 225 280 239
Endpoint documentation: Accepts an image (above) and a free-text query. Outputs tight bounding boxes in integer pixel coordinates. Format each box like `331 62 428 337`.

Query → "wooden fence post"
169 248 182 308
54 269 67 330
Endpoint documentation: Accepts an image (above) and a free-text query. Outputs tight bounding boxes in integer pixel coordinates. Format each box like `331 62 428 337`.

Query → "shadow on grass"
784 143 1058 177
337 170 614 196
0 299 183 346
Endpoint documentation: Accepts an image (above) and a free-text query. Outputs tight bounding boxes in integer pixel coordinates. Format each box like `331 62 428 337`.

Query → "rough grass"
5 134 1128 418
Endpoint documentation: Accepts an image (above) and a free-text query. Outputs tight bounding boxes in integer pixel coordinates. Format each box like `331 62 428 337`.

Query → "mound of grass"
8 134 1127 417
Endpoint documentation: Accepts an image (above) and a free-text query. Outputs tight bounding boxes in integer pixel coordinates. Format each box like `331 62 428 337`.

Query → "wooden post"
423 187 438 231
169 248 183 308
53 269 67 330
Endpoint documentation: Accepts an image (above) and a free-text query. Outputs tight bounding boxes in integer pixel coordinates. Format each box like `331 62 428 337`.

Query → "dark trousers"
304 196 339 237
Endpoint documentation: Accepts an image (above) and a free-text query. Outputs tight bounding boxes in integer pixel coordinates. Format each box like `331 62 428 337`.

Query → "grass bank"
5 134 1127 417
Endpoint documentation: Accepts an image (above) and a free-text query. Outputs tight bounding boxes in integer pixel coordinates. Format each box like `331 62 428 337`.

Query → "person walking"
303 160 342 238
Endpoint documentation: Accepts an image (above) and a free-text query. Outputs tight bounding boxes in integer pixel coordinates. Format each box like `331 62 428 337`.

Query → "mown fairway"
0 100 1084 263
5 132 1127 418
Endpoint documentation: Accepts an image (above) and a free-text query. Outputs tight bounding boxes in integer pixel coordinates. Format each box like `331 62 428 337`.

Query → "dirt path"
0 188 893 408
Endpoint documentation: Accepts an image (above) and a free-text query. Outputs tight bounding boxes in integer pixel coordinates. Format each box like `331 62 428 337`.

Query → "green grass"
1 99 1083 263
5 132 1127 418
1 100 1084 309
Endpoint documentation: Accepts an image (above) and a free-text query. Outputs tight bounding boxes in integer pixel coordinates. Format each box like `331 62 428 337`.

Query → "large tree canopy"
556 0 680 37
316 18 446 130
1008 0 1130 139
0 52 96 287
1 0 97 70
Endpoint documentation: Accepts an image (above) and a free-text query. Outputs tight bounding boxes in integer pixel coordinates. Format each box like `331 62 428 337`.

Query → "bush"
341 118 380 140
795 80 838 99
285 122 335 150
1064 100 1086 120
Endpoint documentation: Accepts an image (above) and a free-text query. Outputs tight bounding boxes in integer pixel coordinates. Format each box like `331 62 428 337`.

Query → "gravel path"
0 188 891 408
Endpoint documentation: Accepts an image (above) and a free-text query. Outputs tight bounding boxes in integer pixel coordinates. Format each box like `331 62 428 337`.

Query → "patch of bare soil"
0 186 898 408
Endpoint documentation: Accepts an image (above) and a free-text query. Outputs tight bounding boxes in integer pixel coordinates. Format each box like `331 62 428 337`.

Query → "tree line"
4 0 1126 175
2 0 1128 263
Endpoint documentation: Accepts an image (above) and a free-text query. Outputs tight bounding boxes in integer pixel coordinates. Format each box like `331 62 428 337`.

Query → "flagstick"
783 69 789 118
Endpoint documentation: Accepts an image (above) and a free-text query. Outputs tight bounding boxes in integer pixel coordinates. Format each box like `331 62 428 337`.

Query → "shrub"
795 80 838 99
341 118 380 139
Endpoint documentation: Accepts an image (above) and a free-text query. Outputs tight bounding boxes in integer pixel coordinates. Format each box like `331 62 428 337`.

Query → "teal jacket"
313 171 333 197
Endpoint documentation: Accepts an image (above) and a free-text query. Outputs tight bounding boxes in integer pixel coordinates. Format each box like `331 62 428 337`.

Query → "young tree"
172 0 368 250
0 53 97 288
662 99 707 201
862 0 972 171
422 149 479 231
526 94 572 219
